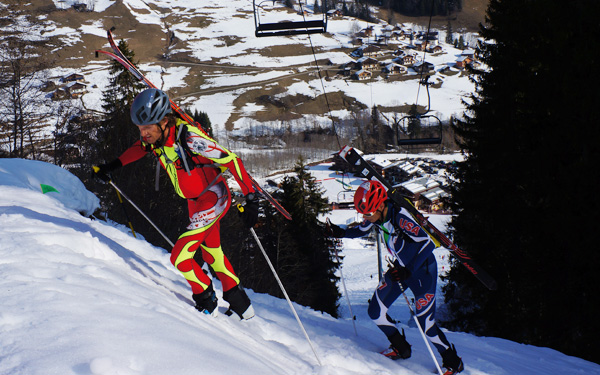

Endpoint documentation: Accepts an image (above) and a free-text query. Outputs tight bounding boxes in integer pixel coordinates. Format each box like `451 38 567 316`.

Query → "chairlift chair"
253 0 327 37
396 113 443 146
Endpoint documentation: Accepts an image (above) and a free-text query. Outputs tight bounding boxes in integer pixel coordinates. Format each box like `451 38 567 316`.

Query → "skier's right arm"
343 220 374 238
92 141 148 181
117 140 149 166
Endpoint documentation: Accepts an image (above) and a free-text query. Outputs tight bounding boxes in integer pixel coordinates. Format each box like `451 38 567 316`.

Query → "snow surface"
2 157 599 375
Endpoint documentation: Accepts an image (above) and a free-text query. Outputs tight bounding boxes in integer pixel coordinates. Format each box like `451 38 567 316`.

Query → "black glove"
325 219 345 238
240 193 259 228
388 263 411 282
92 159 122 182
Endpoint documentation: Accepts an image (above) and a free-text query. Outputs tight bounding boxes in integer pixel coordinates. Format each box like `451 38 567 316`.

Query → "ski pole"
243 218 322 366
389 253 444 375
375 227 383 282
108 179 175 248
114 187 137 238
334 244 358 336
326 219 357 336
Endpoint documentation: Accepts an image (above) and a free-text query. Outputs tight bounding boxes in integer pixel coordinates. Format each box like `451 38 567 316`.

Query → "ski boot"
223 285 255 320
381 329 411 360
441 344 464 374
192 284 218 316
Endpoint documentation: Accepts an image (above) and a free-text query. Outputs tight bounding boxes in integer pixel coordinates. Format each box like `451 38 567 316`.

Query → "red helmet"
354 180 387 215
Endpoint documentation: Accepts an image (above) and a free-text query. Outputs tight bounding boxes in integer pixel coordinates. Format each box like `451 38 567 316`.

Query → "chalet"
382 63 406 75
413 61 435 73
66 82 86 97
356 56 378 71
419 31 439 46
349 46 364 58
353 69 372 81
422 186 449 212
340 60 359 76
327 9 342 18
455 55 474 69
362 44 381 57
399 176 440 196
393 54 416 66
428 45 443 54
62 73 84 83
461 48 475 58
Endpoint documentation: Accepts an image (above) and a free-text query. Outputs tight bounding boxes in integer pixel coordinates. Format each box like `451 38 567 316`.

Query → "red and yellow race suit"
117 119 255 294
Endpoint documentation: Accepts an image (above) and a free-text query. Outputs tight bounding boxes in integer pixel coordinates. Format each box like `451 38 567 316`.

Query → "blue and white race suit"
344 202 452 354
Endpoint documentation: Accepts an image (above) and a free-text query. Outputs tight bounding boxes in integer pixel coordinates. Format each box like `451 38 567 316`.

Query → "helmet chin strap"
154 122 169 147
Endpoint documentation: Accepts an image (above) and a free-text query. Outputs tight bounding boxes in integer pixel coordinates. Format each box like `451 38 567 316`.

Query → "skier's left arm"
396 207 436 271
184 126 255 195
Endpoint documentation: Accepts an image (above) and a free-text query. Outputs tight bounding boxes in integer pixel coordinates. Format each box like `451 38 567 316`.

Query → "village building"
382 63 406 75
455 55 474 69
353 69 372 81
393 54 417 66
62 73 84 83
66 82 87 98
362 44 381 57
413 61 435 73
356 56 378 71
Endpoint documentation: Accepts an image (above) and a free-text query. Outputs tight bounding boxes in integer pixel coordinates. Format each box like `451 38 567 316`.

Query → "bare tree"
0 4 54 158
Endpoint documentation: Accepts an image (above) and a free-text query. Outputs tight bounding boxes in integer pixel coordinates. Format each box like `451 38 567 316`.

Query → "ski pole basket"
253 0 327 37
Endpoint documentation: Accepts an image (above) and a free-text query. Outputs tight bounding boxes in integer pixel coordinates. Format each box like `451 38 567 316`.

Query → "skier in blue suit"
327 180 464 375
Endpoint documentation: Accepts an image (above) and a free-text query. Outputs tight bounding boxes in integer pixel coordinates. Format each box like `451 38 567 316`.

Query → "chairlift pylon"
253 0 327 37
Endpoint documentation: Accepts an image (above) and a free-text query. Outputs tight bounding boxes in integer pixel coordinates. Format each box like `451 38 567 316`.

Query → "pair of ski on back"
95 28 292 221
337 145 498 291
96 29 496 291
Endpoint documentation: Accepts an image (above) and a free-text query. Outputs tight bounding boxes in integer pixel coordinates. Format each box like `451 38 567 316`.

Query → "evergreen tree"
185 108 214 139
277 157 340 316
445 0 600 364
222 157 341 317
445 20 454 44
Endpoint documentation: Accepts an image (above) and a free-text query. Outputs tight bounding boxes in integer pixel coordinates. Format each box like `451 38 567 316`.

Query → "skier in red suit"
93 88 257 320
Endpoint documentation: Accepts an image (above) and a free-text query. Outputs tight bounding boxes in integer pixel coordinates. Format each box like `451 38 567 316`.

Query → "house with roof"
353 69 372 81
393 54 416 66
413 61 435 73
356 56 379 71
455 55 474 69
66 82 87 98
62 73 84 83
382 63 406 75
362 44 381 57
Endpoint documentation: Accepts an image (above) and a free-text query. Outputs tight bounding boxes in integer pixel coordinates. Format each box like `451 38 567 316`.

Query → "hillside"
4 0 482 144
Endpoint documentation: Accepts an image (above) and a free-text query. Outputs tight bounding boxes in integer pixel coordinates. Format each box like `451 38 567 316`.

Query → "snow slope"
1 158 599 375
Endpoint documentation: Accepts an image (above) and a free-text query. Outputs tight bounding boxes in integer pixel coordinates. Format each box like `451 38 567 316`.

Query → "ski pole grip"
93 166 100 173
236 203 245 213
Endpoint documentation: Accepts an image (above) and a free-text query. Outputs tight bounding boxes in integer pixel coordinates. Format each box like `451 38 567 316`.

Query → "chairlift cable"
298 0 342 150
413 0 436 116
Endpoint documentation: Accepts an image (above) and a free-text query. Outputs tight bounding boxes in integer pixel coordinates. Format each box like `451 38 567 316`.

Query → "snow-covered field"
2 157 599 375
